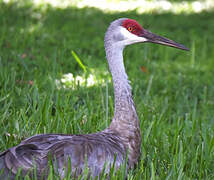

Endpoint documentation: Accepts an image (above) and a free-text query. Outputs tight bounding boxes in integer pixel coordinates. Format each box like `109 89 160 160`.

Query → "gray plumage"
0 18 141 179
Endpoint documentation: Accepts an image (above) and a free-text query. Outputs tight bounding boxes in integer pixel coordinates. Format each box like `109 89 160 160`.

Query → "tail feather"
0 152 15 180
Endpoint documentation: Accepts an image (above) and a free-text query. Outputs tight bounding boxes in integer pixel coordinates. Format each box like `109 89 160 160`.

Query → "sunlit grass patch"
56 50 111 89
55 70 111 89
3 0 214 14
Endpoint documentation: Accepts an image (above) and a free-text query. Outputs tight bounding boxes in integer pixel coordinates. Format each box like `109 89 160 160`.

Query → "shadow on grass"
0 1 213 76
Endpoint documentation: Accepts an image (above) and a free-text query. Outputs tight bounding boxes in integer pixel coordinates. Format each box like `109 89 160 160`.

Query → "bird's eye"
127 27 133 32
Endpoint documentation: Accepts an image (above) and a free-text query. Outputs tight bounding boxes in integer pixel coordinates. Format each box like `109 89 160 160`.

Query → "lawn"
0 0 214 179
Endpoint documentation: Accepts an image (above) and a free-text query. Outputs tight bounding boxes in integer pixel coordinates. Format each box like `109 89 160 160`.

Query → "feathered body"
0 133 129 179
0 18 141 179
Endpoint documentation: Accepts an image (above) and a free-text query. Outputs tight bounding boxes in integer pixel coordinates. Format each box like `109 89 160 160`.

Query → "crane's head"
104 18 189 51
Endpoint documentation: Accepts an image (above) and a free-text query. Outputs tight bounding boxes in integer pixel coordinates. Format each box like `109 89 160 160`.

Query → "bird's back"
0 132 127 179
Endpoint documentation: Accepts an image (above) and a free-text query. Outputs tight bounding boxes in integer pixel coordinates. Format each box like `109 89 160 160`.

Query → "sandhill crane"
0 18 188 179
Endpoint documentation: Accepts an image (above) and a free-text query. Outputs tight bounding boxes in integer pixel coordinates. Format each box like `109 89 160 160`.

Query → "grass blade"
71 51 87 73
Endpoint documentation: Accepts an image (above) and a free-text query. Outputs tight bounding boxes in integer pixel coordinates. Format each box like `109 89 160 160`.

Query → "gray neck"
103 18 141 166
105 44 139 133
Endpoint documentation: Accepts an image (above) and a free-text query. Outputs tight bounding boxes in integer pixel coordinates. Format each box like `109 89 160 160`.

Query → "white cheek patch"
119 27 147 45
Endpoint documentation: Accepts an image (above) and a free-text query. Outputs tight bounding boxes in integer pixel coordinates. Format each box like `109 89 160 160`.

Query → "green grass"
0 0 214 179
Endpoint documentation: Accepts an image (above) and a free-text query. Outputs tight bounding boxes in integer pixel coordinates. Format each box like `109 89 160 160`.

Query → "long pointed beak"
141 29 189 51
